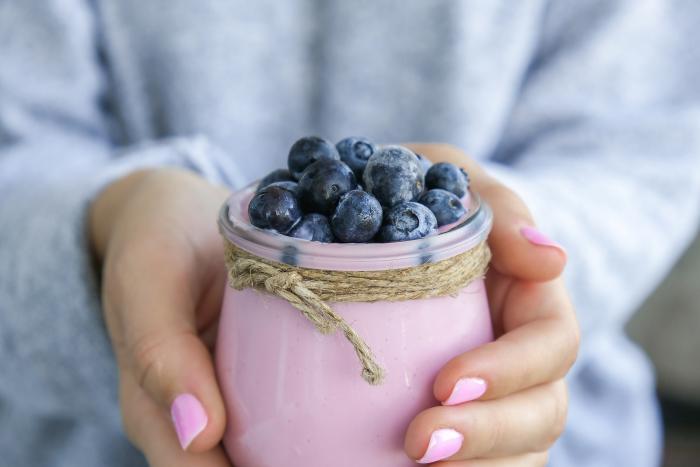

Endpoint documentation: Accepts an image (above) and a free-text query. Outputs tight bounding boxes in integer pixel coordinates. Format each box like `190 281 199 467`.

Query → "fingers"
104 235 226 452
404 143 566 282
121 372 233 467
434 451 549 467
396 144 572 465
476 181 566 282
405 381 567 462
433 279 578 402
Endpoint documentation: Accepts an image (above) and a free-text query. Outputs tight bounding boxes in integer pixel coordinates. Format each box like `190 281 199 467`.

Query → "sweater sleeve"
482 0 700 339
0 0 241 418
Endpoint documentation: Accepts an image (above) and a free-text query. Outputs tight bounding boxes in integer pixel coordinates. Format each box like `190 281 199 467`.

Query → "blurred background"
1 2 698 466
628 230 700 467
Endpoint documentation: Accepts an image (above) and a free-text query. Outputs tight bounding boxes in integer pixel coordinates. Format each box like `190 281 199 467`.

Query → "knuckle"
129 332 171 391
542 381 568 449
560 313 580 371
127 330 199 396
554 314 580 378
568 320 581 365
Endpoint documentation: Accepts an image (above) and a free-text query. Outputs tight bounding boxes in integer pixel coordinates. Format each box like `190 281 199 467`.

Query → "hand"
90 168 232 466
403 144 580 466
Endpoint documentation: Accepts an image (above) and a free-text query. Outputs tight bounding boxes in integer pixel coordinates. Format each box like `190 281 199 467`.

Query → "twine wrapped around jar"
223 239 491 385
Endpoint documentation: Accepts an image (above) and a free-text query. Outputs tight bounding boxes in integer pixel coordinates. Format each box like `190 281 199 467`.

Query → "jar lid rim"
219 182 493 271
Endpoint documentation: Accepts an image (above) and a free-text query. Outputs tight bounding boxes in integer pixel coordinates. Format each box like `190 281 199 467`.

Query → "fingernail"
520 226 565 252
442 377 487 405
416 428 464 464
171 393 208 450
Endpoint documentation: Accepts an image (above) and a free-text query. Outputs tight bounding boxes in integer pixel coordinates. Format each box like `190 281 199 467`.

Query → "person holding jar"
1 1 699 467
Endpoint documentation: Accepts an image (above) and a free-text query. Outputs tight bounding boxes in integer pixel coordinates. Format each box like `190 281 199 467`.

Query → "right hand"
89 168 233 466
402 144 578 466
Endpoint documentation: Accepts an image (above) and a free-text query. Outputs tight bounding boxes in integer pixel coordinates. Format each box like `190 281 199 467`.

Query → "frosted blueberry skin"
287 213 335 242
248 184 303 234
297 159 357 215
330 190 383 243
257 168 295 191
425 162 469 198
418 188 466 226
378 201 438 242
415 153 433 175
336 137 377 179
288 136 340 180
363 145 424 208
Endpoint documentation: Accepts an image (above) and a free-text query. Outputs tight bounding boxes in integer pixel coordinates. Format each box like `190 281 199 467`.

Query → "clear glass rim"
219 182 493 271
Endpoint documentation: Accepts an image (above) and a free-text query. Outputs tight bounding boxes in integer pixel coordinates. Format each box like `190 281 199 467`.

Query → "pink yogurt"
216 183 494 467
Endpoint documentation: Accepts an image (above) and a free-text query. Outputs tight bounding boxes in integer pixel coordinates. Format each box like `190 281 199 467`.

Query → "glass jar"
216 183 493 467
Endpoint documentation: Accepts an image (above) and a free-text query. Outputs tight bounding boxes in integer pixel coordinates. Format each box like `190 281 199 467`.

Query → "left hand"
402 144 579 466
90 169 233 466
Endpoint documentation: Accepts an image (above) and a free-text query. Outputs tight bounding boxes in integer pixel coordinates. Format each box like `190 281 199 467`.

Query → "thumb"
405 143 566 281
129 328 226 452
107 243 227 453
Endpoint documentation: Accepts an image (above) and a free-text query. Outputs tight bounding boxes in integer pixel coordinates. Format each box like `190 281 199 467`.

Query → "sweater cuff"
0 135 239 418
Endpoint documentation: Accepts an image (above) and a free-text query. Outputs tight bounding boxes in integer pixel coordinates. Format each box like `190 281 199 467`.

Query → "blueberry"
378 202 437 242
336 137 377 179
297 159 357 215
331 190 383 243
287 213 335 242
257 169 295 191
418 189 466 226
415 153 433 174
264 180 298 194
288 136 340 180
460 167 470 186
363 145 424 207
425 162 469 197
248 184 302 234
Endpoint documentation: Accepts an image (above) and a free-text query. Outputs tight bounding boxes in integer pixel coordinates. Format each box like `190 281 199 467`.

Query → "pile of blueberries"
248 136 470 243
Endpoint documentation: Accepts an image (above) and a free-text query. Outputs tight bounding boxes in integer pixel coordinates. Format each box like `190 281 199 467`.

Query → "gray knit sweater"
1 1 700 466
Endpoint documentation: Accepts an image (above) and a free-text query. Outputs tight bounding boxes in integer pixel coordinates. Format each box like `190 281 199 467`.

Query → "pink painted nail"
171 393 208 450
416 428 464 464
442 377 487 405
520 226 565 252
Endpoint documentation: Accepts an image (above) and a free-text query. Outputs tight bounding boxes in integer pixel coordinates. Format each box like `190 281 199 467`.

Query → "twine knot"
223 240 491 385
264 271 303 292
